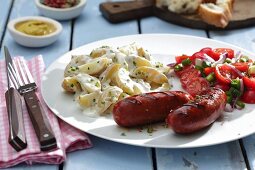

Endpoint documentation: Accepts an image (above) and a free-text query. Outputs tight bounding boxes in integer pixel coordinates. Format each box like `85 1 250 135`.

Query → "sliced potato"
62 76 81 93
97 86 123 114
125 55 152 72
76 73 101 93
118 43 138 56
153 61 170 74
132 78 151 94
153 82 172 92
90 46 111 58
135 56 152 68
112 68 135 95
137 47 151 60
99 63 121 83
132 66 168 84
118 92 130 101
78 91 100 108
78 57 110 76
64 55 91 77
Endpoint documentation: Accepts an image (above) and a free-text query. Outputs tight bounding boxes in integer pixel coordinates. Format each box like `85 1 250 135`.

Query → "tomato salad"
171 47 255 112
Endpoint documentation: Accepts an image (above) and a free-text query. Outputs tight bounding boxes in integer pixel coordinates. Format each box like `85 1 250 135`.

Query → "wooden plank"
242 136 255 170
64 136 153 170
156 142 246 170
140 17 207 37
0 0 12 47
209 28 255 52
0 0 71 67
0 0 71 169
1 164 58 170
64 0 153 170
140 17 247 169
72 0 139 47
210 27 255 169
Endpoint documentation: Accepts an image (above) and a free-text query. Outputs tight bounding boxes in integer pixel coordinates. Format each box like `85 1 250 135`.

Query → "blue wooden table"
1 0 255 169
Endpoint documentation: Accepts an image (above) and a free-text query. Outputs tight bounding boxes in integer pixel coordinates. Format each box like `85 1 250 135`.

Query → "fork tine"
21 59 34 83
8 63 23 87
7 67 19 90
16 59 29 85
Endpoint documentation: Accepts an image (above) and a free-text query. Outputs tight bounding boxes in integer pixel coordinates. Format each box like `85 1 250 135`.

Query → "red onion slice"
203 54 215 63
224 103 234 112
167 63 177 68
195 58 203 67
234 51 242 61
211 53 227 67
226 64 244 78
239 78 244 96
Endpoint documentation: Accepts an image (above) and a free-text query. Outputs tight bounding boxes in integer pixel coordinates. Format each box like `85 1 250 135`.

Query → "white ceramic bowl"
35 0 87 20
8 16 62 48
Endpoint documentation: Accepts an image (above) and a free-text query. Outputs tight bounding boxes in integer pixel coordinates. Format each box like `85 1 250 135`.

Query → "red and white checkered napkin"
0 56 92 168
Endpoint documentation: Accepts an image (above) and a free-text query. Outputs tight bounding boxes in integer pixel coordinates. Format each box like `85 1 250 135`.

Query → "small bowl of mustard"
8 16 62 47
35 0 87 20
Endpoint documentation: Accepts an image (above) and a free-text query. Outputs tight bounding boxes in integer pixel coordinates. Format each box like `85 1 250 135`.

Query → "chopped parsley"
95 82 100 87
147 125 156 134
69 66 79 72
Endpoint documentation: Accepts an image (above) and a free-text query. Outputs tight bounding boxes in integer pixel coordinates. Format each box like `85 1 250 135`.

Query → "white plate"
41 34 255 148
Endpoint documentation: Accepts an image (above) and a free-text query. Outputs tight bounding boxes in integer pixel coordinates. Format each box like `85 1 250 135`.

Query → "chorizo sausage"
167 88 227 134
113 91 193 127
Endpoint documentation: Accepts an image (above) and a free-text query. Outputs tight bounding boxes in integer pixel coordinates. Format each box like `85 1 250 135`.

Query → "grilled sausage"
167 88 227 134
113 91 193 127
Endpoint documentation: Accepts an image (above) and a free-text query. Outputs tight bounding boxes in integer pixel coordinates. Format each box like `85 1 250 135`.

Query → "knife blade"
4 47 27 152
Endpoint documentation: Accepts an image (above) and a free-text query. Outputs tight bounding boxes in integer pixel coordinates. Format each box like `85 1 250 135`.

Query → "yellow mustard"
15 20 56 36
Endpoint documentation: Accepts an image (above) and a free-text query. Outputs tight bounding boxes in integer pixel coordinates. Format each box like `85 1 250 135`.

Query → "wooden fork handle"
99 0 154 23
23 90 57 151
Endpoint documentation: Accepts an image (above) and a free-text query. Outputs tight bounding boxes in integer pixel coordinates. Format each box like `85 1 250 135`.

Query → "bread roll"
156 0 202 14
198 0 234 28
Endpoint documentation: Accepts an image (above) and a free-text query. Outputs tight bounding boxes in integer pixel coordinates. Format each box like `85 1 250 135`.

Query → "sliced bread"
156 0 202 14
198 0 234 28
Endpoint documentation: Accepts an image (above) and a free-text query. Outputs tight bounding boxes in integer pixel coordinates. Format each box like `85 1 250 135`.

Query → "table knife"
5 59 27 151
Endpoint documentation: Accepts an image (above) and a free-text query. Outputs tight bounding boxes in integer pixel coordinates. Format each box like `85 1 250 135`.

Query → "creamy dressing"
76 73 101 93
125 55 138 72
132 78 151 93
63 43 172 116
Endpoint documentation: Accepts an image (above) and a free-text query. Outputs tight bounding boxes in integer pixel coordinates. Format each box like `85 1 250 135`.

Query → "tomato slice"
241 90 255 103
180 69 200 88
175 65 195 77
190 51 206 63
232 62 249 72
243 76 255 90
200 47 214 57
212 48 234 60
185 77 210 97
175 55 190 64
204 67 215 76
214 82 230 92
215 64 242 84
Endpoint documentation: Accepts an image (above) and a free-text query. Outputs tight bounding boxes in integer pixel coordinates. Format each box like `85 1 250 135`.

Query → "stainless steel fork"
5 47 57 151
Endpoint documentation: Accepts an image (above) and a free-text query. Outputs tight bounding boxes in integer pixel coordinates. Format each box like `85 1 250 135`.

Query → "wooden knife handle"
99 0 154 23
5 88 27 152
23 90 57 151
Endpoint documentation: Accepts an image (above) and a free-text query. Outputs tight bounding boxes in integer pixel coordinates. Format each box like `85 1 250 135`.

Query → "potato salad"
62 43 172 117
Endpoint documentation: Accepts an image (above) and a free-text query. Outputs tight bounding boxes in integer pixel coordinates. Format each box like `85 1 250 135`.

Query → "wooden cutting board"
100 0 255 30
